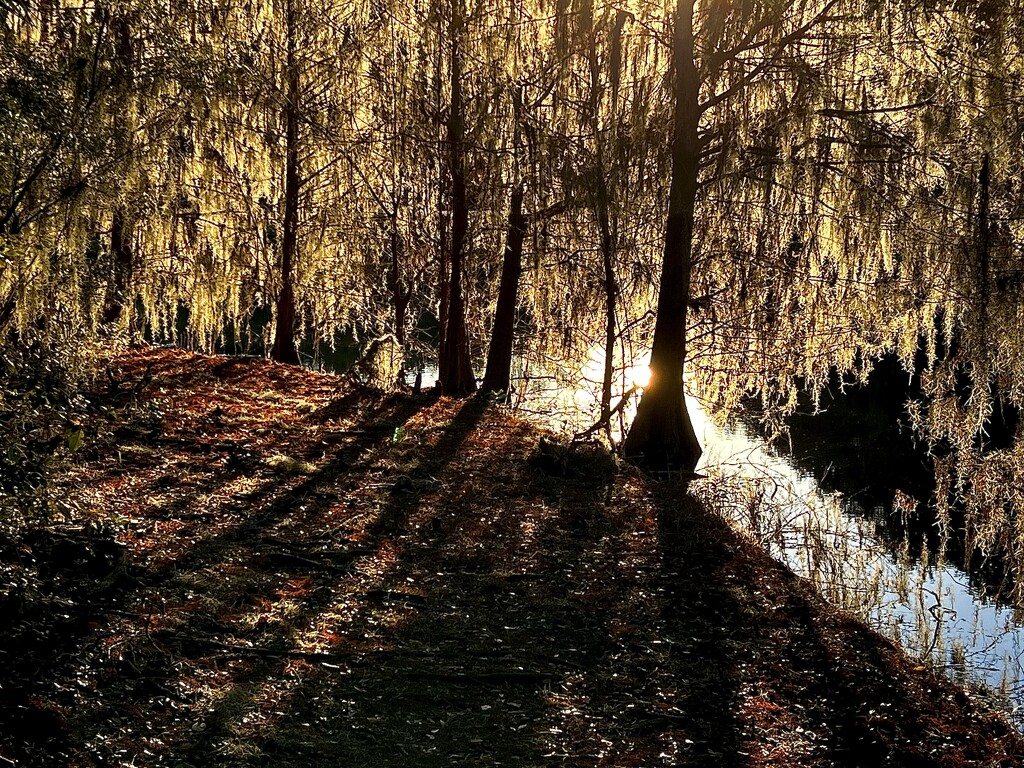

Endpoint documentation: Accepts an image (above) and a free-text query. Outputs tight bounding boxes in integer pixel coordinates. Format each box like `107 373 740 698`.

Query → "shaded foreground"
1 347 1021 767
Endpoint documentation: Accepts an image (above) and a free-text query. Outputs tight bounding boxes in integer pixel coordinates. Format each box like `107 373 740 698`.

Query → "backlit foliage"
6 1 1024 587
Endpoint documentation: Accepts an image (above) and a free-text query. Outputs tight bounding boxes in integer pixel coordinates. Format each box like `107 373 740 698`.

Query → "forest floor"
2 345 1023 767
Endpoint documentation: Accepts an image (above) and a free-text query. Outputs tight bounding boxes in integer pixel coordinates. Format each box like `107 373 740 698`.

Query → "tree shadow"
12 356 1022 767
144 424 751 767
1 360 429 765
134 395 492 764
233 399 605 766
650 486 746 766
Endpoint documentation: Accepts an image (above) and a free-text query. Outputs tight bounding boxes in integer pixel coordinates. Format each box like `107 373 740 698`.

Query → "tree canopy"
6 0 1024 577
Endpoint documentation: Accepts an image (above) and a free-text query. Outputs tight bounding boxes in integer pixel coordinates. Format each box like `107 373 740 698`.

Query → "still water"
687 393 1024 728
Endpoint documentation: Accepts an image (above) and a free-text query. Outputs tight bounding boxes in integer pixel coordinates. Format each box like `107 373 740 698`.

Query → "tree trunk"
101 209 133 325
0 292 15 332
977 153 991 334
438 0 476 396
389 209 409 349
437 209 450 363
434 8 449 358
389 209 410 386
271 0 301 366
101 14 135 329
622 0 702 474
596 182 617 427
482 183 526 395
584 0 618 431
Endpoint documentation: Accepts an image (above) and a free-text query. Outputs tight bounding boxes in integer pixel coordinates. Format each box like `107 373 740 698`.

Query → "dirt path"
1 346 1021 766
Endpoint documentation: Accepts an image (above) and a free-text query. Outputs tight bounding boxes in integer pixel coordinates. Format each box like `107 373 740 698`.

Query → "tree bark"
596 180 617 427
434 7 449 358
482 183 526 395
977 153 991 334
100 14 135 329
389 209 409 350
622 0 702 474
271 0 301 366
584 0 618 430
0 292 15 332
438 0 476 396
101 209 134 325
389 208 411 387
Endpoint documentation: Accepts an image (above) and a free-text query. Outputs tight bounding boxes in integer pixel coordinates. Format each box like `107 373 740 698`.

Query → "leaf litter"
0 345 1021 767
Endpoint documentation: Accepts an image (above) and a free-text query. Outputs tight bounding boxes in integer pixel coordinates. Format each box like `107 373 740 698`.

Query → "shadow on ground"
2 347 1020 767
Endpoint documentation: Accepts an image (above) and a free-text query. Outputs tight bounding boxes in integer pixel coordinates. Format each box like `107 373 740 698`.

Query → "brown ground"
1 345 1021 767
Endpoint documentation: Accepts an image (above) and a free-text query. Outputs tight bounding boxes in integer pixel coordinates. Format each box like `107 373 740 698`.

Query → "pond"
686 379 1024 729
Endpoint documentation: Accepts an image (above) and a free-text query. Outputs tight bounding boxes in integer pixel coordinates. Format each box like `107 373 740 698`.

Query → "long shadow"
364 393 489 541
0 371 426 764
247 412 576 765
135 392 428 586
652 487 746 766
161 399 619 767
258 428 738 766
148 395 492 765
291 436 753 767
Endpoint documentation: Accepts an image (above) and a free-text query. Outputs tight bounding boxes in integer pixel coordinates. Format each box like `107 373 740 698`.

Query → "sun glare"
628 364 651 389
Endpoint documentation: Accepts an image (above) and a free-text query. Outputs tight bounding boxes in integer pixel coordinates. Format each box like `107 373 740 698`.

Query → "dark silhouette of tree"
101 208 134 326
481 65 574 397
270 0 302 364
623 0 850 473
437 0 476 395
482 178 572 396
621 0 702 473
482 182 527 396
100 13 137 328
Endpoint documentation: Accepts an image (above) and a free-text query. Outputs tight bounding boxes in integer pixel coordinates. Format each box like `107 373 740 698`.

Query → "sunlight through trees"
7 0 1024 588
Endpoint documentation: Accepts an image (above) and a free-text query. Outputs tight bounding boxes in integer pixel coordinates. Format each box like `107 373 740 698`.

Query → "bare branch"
699 0 842 116
816 98 935 118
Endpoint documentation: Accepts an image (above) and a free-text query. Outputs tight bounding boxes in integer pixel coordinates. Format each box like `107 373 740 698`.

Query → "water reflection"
689 394 1024 727
759 356 1021 599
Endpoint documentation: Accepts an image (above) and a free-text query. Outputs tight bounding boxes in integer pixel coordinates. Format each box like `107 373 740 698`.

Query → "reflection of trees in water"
737 352 1022 603
694 438 1023 724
